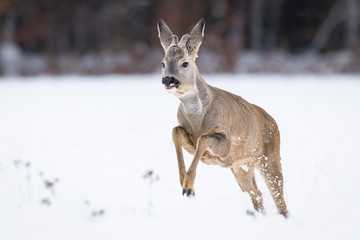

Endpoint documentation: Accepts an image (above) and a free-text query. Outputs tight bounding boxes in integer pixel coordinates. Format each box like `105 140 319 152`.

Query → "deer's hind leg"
256 154 288 217
231 164 265 214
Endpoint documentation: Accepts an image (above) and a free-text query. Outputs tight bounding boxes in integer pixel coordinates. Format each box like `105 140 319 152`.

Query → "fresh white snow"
0 74 360 240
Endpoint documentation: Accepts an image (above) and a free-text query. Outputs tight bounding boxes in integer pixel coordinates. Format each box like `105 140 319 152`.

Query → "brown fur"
158 18 288 217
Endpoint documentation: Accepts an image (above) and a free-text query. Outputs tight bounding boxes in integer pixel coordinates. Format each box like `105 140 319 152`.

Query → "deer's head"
157 18 205 98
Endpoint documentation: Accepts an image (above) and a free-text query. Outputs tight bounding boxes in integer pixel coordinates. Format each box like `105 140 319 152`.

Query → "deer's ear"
157 19 173 51
186 18 205 57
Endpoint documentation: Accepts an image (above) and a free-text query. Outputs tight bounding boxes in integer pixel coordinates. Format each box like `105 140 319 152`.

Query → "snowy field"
1 74 360 240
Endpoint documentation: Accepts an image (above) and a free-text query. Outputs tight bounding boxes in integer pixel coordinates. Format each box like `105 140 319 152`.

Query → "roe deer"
158 18 288 216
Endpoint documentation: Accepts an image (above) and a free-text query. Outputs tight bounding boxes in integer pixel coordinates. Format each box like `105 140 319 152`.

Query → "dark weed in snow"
91 209 105 218
143 170 160 216
41 198 51 206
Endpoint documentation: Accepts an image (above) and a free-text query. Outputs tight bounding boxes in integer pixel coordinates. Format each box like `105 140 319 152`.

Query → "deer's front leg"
182 132 231 197
172 126 195 186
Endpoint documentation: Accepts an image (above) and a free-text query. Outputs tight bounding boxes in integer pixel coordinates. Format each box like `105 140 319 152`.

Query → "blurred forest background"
0 0 359 75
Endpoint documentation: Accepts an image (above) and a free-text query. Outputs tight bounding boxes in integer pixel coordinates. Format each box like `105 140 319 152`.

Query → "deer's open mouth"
165 82 180 90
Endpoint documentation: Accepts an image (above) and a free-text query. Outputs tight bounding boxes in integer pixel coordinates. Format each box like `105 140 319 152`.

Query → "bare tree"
264 0 283 49
312 0 359 51
0 13 22 75
250 0 264 50
345 0 360 49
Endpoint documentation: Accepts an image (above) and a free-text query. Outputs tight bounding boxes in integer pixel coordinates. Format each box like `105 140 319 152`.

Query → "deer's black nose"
162 76 179 86
162 76 171 86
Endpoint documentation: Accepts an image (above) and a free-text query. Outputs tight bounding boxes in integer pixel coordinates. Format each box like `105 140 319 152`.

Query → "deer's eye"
161 63 165 68
182 62 189 68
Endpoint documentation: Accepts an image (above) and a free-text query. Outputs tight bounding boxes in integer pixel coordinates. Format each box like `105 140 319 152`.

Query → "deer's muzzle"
162 76 180 89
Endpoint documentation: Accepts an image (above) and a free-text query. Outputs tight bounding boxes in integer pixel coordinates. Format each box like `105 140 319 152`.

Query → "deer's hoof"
279 209 289 218
182 188 195 197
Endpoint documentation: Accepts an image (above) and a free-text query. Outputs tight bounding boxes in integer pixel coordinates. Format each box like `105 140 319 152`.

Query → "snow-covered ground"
0 74 359 240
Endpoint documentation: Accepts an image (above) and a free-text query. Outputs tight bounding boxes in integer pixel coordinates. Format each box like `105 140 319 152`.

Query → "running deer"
158 18 288 216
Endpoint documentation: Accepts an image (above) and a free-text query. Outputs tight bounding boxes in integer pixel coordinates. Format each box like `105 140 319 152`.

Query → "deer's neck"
180 88 202 115
179 76 212 116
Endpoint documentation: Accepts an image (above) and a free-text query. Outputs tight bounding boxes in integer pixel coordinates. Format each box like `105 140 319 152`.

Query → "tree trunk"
264 0 282 49
345 0 360 49
250 0 264 50
311 0 346 51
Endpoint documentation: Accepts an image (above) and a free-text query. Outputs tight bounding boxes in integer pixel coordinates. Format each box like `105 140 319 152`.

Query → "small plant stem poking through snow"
143 170 160 216
91 209 105 218
246 210 256 218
